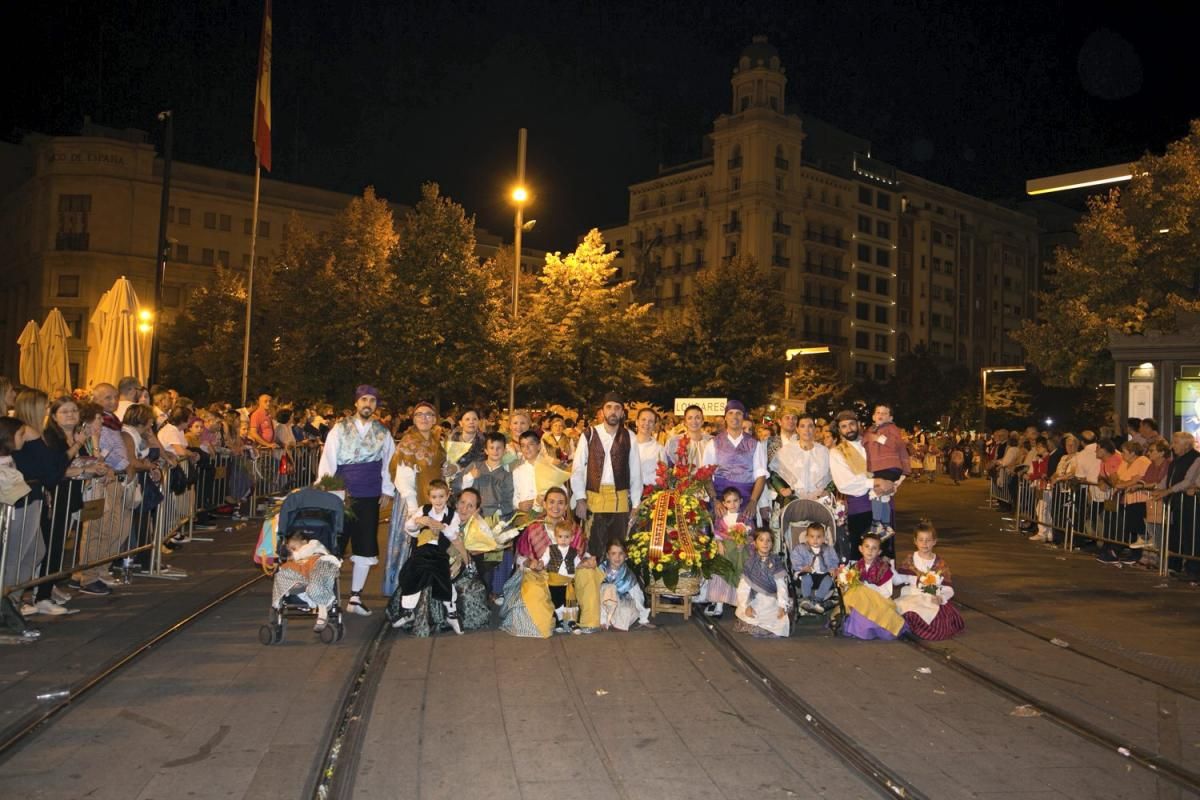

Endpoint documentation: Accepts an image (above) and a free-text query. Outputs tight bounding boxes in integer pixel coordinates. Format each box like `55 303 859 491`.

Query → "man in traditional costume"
571 392 642 558
316 385 396 616
701 399 768 525
829 409 874 560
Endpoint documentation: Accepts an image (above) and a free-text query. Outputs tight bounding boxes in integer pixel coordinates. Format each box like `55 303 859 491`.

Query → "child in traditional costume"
893 520 965 640
598 539 654 631
734 528 791 638
790 522 840 614
837 532 906 640
542 522 587 634
701 487 750 618
462 432 517 597
387 479 469 634
278 531 342 633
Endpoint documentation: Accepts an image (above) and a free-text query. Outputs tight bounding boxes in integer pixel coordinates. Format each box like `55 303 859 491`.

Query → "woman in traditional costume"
499 487 602 637
444 408 485 495
666 405 710 468
734 528 791 638
893 521 964 640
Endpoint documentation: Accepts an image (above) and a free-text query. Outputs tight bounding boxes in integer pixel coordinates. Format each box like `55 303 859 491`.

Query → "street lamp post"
980 365 1026 432
148 110 173 386
784 346 831 401
508 128 528 417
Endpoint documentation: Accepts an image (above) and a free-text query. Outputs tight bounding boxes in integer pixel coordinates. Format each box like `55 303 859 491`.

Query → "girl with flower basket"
627 436 735 616
893 520 965 640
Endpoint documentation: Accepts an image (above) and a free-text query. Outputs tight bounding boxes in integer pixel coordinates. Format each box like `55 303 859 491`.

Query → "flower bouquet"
833 563 861 592
628 435 735 593
818 480 847 527
918 569 943 596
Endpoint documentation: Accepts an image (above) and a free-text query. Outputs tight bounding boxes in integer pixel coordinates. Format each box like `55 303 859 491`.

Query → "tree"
387 183 506 408
271 189 400 402
650 256 788 410
1013 119 1200 386
784 364 848 419
516 229 654 407
985 378 1032 426
160 267 275 402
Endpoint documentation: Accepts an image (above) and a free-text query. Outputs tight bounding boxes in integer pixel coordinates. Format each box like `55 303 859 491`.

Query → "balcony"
802 261 849 280
771 254 790 268
728 156 743 169
803 230 847 248
772 221 792 235
800 295 848 312
799 330 848 346
775 156 790 170
723 220 742 234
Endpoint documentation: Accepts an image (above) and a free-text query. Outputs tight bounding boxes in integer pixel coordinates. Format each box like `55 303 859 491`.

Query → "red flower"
694 465 716 482
663 540 674 555
686 510 697 523
674 465 688 479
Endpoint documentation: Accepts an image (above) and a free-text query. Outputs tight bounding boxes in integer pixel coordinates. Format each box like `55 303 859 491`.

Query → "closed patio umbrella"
39 307 73 396
17 320 43 389
89 276 145 387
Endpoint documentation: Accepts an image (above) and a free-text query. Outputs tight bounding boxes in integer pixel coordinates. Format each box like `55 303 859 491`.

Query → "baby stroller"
259 487 346 645
778 498 847 635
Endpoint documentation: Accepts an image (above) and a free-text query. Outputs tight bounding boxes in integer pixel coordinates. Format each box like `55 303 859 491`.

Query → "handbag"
122 478 143 509
169 466 188 496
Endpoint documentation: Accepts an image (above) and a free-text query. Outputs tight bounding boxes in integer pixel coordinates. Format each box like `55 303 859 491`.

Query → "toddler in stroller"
260 487 346 645
789 522 840 615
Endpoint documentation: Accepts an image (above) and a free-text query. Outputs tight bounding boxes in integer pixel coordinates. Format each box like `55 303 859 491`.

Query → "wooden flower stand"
646 574 701 621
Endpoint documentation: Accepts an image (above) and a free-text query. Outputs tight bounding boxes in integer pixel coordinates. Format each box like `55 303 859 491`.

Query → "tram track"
0 571 269 759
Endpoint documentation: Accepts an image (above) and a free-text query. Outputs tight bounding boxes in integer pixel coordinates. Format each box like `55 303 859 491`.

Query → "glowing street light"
511 185 529 204
508 129 529 417
138 309 154 334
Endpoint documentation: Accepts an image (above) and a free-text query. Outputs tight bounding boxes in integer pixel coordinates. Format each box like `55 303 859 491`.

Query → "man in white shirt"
571 393 642 557
828 410 874 558
701 399 768 525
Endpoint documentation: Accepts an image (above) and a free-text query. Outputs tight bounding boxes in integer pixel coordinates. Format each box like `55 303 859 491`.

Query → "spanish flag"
253 0 272 171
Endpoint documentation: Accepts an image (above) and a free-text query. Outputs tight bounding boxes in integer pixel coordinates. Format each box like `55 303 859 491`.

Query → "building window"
162 285 182 307
899 279 910 298
856 331 869 348
875 277 889 295
932 230 943 245
858 186 872 205
61 311 84 339
899 308 910 324
930 341 942 355
856 302 870 321
857 244 871 261
876 192 891 211
56 274 80 297
56 194 91 251
858 214 872 233
875 334 888 352
857 273 871 291
204 211 217 229
875 249 890 268
874 364 888 381
932 313 942 328
899 333 910 353
219 213 232 232
201 248 214 266
855 361 868 377
876 220 890 239
178 207 191 225
174 243 189 262
932 257 942 273
218 249 230 266
875 306 889 324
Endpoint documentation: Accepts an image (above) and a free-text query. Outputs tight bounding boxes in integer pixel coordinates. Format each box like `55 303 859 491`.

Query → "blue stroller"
259 487 346 645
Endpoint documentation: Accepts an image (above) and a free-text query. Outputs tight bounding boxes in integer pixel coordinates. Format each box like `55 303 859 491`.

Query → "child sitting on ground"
543 521 586 634
280 530 342 633
387 478 469 635
837 532 906 640
790 522 840 614
893 520 965 640
701 487 751 618
734 528 791 638
597 539 655 631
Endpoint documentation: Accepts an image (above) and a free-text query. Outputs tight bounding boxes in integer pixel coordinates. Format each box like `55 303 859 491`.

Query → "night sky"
5 0 1198 248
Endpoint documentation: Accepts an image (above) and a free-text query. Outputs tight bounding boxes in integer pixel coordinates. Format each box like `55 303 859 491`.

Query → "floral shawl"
516 518 586 562
895 552 952 586
854 557 894 587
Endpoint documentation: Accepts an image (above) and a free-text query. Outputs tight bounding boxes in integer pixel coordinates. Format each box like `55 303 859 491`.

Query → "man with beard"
317 385 396 616
571 393 642 558
829 410 877 558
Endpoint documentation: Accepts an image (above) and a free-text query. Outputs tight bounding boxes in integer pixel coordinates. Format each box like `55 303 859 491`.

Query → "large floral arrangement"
627 436 735 591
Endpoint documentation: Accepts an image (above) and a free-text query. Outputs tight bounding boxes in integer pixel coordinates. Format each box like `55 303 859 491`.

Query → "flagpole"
241 164 261 408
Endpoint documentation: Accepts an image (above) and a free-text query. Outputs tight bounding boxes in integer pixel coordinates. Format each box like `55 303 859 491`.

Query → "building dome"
737 35 781 72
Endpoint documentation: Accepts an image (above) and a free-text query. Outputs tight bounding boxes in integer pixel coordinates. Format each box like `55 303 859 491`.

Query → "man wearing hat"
317 385 396 616
701 399 769 525
571 392 643 557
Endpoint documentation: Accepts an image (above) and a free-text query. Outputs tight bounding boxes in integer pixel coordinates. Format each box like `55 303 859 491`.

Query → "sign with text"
674 397 728 416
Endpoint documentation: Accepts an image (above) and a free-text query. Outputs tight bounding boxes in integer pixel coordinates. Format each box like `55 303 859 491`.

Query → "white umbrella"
90 276 145 387
39 308 73 396
17 320 43 389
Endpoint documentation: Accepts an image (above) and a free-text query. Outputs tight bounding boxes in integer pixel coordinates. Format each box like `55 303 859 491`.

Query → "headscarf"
741 546 785 595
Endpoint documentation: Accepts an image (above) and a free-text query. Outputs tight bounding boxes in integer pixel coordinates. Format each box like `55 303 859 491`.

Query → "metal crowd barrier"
988 465 1015 509
1008 474 1195 577
0 460 198 604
